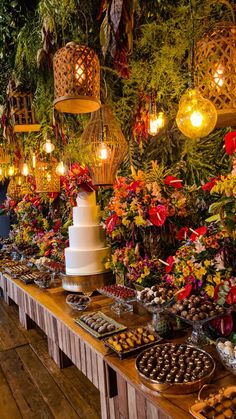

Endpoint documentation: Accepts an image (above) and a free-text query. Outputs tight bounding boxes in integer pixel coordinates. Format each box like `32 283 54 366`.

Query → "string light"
42 139 55 154
8 165 15 177
32 153 37 169
22 163 29 177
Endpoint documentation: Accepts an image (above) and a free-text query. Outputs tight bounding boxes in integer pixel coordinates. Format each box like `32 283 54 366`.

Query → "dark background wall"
0 181 10 238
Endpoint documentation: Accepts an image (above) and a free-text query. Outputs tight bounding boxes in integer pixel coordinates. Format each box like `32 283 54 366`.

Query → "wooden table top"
2 274 235 419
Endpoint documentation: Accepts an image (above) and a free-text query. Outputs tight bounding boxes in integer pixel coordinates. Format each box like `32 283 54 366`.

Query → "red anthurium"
128 180 142 192
226 286 236 305
210 313 233 336
106 214 119 234
177 283 192 301
164 175 183 189
202 178 217 192
176 226 189 241
190 226 207 242
165 256 174 273
224 131 236 155
149 205 168 227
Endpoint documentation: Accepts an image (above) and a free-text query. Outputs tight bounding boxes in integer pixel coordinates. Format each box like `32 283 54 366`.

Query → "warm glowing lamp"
32 153 36 169
148 100 166 136
213 64 225 88
55 161 68 176
42 139 55 154
8 165 15 177
176 89 217 138
22 163 29 176
97 142 111 161
0 166 3 177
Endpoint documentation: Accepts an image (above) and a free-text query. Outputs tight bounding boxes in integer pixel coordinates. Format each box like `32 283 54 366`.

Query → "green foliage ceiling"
0 0 234 184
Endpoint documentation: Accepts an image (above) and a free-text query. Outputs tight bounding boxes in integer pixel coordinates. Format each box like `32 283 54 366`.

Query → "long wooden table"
0 272 235 419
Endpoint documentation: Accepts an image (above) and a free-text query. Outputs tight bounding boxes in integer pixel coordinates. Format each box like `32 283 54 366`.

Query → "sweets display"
171 295 225 322
65 191 110 276
98 284 136 301
66 294 90 310
75 311 126 338
104 327 161 358
34 272 52 288
136 343 215 394
217 339 236 376
190 386 236 419
137 285 175 308
4 263 30 277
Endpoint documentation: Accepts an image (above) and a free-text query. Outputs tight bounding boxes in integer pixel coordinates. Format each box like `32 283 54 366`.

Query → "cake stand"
61 271 114 295
140 302 173 337
97 286 136 316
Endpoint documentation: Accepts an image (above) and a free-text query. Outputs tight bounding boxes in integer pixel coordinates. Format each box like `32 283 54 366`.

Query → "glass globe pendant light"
42 138 55 154
55 160 68 176
22 162 29 176
176 88 217 139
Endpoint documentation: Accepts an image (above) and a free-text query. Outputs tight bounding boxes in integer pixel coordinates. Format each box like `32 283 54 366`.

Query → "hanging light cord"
189 0 195 88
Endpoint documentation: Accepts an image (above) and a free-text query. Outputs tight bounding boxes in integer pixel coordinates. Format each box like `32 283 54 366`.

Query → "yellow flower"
122 218 130 227
134 215 146 227
204 260 211 267
143 266 150 277
105 261 111 270
205 285 215 298
195 267 207 280
213 272 221 285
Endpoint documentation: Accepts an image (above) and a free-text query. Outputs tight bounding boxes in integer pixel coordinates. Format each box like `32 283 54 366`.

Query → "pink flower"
149 205 168 227
164 175 183 189
106 214 119 234
202 178 217 192
165 256 174 273
190 226 207 242
176 227 189 241
224 131 236 155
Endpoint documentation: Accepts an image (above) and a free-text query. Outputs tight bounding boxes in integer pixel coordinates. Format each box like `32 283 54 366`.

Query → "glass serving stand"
139 300 174 337
97 287 136 316
173 312 227 347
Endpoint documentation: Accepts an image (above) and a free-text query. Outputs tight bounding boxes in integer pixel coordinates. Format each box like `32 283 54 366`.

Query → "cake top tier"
76 190 96 207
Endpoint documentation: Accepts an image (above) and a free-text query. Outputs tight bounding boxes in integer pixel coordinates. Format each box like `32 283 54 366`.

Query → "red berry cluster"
100 285 135 300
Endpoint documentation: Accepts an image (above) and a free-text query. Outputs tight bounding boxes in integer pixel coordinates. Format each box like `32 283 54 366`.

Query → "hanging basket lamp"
35 161 60 193
81 105 128 185
53 42 101 114
7 176 24 200
195 0 236 128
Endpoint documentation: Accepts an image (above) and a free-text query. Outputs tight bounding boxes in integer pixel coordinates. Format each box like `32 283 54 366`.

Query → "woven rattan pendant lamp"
53 42 101 113
35 161 60 193
195 0 236 128
81 105 128 185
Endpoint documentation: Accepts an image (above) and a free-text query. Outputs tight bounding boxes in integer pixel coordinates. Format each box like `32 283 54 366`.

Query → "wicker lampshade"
81 105 128 185
53 42 101 114
8 84 40 132
195 2 236 128
35 161 60 193
7 176 24 200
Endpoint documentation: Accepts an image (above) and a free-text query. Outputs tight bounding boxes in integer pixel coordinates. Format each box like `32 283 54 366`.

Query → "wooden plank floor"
0 296 101 419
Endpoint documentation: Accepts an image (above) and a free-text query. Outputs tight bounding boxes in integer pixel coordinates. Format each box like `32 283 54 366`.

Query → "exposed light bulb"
0 166 3 176
97 142 111 161
46 172 52 182
75 62 85 83
32 153 36 169
22 163 29 176
55 161 67 176
42 139 55 154
8 166 15 177
213 64 225 88
190 111 203 127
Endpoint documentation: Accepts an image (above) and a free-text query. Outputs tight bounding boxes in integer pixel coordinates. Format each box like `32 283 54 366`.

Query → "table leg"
47 337 72 369
18 307 34 329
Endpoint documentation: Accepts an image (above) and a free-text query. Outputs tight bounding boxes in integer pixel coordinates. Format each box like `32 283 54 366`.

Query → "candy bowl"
97 285 136 315
216 338 236 375
66 294 91 311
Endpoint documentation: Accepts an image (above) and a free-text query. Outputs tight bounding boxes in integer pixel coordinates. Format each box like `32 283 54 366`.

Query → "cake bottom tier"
65 246 110 275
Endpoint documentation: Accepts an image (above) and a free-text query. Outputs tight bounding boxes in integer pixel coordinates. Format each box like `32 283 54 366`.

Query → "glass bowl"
66 294 91 311
216 337 236 375
34 277 52 289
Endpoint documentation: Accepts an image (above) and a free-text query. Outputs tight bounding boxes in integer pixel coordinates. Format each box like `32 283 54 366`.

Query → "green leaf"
205 214 220 223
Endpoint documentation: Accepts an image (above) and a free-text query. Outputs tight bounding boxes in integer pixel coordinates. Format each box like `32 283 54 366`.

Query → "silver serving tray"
75 311 127 339
104 327 162 359
136 343 215 394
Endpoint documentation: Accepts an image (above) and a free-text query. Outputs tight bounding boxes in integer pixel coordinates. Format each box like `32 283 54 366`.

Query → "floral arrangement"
61 163 95 206
164 225 236 305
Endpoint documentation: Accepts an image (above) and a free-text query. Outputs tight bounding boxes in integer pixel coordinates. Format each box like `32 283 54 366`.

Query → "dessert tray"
75 311 127 339
136 343 215 394
97 285 136 315
216 338 236 376
4 264 30 278
190 386 236 418
104 326 162 359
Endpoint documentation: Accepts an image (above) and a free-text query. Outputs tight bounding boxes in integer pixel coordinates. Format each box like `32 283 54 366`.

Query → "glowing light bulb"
213 64 225 88
42 139 55 154
176 89 217 139
97 142 111 161
148 106 166 136
22 163 29 176
55 161 67 176
75 61 85 83
32 153 36 169
46 172 52 182
190 111 203 127
0 166 3 176
8 166 15 177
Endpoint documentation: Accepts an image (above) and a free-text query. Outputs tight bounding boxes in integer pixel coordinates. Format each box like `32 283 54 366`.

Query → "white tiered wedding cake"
65 190 110 276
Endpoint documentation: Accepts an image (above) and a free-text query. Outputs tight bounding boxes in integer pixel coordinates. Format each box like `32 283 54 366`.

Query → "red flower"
226 286 236 305
176 227 189 241
224 131 236 155
210 313 233 337
202 178 217 192
177 283 192 301
165 256 174 273
106 214 119 234
128 180 142 192
190 226 207 242
53 220 61 233
149 205 168 227
164 175 183 189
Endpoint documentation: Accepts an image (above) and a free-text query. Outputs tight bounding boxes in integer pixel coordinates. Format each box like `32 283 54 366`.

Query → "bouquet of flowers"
61 163 95 206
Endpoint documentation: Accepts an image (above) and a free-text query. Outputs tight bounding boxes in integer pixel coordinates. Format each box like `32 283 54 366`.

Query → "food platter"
74 311 127 339
104 326 162 359
190 386 236 418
